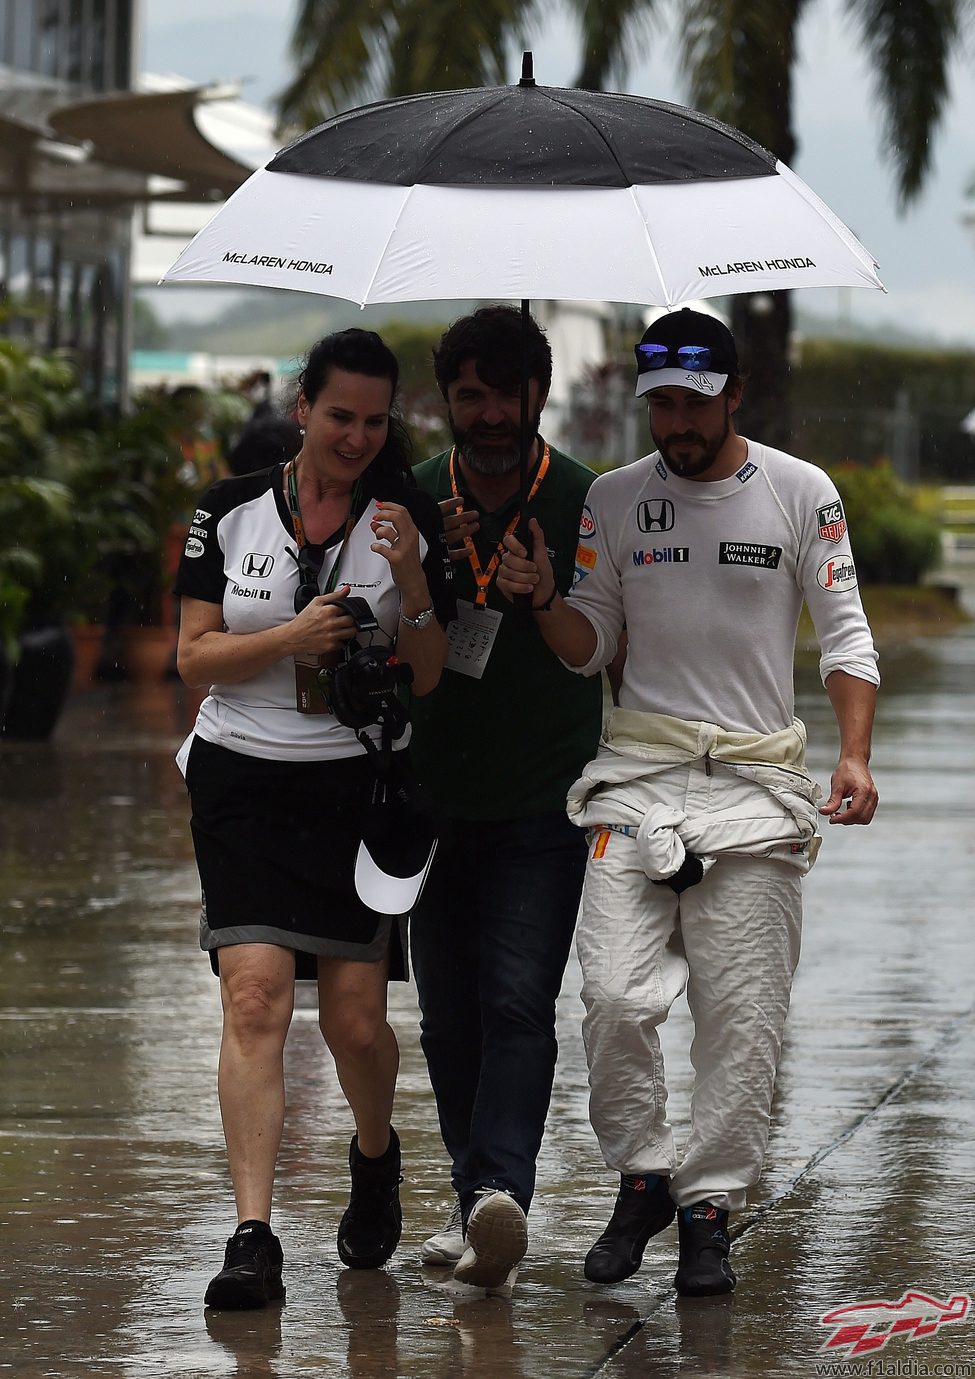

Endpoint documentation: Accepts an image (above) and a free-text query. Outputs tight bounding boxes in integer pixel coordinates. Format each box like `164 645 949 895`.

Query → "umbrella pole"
519 298 530 515
516 298 532 610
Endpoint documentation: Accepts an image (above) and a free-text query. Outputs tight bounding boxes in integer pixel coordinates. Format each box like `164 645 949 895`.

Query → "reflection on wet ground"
2 624 974 1377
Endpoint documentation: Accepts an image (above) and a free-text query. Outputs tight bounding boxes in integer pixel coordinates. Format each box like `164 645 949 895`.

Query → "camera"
318 597 414 732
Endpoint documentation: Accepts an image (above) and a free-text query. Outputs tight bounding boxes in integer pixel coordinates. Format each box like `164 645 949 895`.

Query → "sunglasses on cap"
636 343 715 372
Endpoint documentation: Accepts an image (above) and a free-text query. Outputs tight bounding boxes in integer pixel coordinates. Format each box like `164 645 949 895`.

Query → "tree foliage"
278 0 542 131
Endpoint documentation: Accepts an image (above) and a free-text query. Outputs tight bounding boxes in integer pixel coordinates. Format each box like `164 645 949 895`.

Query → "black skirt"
185 736 408 981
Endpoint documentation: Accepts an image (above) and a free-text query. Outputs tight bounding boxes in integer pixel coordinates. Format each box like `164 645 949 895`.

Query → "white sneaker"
419 1199 464 1266
453 1189 528 1289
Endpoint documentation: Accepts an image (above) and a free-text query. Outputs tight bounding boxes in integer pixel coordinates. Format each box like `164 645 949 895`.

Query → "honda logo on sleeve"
637 499 675 533
242 552 275 578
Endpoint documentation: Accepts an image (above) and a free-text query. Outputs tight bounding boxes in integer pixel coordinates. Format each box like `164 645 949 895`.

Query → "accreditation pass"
444 599 502 679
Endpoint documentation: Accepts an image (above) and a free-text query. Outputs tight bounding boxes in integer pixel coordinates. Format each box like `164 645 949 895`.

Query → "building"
0 0 251 404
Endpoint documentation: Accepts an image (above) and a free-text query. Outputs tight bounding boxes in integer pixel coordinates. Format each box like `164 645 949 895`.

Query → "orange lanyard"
448 444 550 608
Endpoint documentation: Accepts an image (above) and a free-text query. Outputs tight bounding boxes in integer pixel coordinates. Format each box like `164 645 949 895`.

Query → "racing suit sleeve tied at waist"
566 709 823 880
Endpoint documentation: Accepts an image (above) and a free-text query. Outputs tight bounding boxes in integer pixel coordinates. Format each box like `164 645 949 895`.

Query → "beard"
655 408 731 479
450 410 542 476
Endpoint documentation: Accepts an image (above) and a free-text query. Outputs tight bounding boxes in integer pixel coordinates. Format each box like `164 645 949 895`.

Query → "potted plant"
0 338 93 737
0 337 160 733
92 384 249 681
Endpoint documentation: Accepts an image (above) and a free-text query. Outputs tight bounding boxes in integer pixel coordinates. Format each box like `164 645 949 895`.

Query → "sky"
140 0 975 348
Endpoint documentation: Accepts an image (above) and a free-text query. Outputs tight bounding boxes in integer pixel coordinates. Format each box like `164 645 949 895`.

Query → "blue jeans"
410 811 587 1222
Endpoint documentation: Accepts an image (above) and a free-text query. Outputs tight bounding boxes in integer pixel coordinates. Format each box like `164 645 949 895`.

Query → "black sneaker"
204 1220 285 1309
337 1127 403 1269
584 1174 676 1283
675 1203 736 1296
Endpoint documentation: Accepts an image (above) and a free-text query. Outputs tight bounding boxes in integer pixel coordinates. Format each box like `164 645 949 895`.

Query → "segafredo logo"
632 547 689 566
817 556 857 591
817 1290 970 1358
817 500 847 544
184 537 204 558
579 506 596 539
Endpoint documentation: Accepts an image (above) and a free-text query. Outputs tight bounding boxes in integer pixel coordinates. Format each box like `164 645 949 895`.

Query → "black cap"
634 309 737 398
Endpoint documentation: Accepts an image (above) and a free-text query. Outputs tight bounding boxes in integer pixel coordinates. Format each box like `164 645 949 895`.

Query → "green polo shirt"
410 443 603 821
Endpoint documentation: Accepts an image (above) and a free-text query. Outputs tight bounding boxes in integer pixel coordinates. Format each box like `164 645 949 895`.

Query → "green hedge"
792 339 975 480
825 460 942 585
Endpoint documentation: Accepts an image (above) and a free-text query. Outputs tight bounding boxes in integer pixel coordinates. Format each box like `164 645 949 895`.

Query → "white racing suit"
568 709 822 1212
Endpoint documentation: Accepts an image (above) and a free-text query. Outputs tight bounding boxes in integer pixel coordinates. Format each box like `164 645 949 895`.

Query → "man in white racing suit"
497 308 879 1297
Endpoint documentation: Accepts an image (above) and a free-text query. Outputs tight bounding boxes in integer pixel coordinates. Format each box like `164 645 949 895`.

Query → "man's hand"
822 670 879 826
498 518 556 606
438 497 480 561
819 756 879 825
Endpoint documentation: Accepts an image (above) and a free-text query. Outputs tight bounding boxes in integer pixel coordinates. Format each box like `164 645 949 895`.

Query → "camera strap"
354 694 408 777
448 443 550 608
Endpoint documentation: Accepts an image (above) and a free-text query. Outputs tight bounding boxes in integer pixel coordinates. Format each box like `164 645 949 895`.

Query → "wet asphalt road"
1 615 974 1378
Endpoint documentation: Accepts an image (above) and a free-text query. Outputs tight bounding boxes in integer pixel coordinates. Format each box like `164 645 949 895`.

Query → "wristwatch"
400 606 435 630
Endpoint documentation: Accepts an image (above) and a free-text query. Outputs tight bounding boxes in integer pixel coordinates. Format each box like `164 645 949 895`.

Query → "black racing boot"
204 1219 285 1309
674 1202 736 1296
337 1127 403 1269
584 1173 677 1283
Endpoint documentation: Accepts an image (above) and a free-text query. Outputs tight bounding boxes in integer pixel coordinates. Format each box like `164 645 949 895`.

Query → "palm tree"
277 0 541 131
572 0 967 445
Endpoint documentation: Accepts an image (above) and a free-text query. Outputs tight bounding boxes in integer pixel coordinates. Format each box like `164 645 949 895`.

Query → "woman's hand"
370 502 426 594
288 585 358 659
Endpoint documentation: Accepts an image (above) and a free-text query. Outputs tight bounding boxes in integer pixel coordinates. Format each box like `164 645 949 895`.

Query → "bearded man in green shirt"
409 305 604 1291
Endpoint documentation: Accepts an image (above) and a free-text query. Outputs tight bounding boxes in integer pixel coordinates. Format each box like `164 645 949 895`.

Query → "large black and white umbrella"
163 57 883 510
163 59 882 306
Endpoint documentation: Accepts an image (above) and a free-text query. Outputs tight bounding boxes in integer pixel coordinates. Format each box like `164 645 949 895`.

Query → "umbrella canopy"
162 69 883 307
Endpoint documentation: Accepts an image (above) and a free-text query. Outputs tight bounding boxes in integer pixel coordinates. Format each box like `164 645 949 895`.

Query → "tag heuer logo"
242 552 275 578
637 498 675 533
817 501 847 544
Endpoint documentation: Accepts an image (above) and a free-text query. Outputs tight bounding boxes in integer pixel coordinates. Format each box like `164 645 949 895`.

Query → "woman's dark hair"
228 415 302 475
298 328 414 490
432 304 552 397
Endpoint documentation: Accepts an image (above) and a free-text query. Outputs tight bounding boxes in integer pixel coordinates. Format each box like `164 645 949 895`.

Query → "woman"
175 329 454 1309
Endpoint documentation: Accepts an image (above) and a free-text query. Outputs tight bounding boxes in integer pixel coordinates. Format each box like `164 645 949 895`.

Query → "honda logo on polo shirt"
241 552 275 578
637 499 675 533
